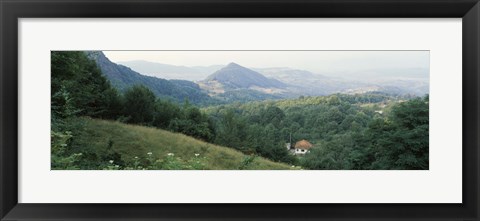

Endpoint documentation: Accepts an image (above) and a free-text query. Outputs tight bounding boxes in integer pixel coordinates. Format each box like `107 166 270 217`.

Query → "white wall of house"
294 148 308 155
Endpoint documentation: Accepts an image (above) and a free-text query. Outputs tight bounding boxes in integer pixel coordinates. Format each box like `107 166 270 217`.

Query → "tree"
153 99 181 128
100 87 122 119
122 85 156 124
387 96 429 169
165 100 215 141
367 96 429 169
214 109 247 150
259 106 285 127
51 51 121 121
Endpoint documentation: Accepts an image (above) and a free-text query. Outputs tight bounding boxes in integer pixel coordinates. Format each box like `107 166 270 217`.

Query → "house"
287 139 313 155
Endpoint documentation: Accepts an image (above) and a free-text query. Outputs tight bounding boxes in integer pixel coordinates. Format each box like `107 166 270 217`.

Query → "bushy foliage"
51 130 82 170
101 152 207 170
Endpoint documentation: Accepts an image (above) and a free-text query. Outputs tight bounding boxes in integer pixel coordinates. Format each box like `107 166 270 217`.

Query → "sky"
103 51 429 75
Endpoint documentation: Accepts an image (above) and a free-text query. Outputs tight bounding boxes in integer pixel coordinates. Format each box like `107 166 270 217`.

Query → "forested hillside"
85 51 221 106
204 93 429 169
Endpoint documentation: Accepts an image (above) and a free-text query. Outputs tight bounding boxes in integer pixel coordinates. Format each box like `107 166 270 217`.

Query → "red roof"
294 140 313 150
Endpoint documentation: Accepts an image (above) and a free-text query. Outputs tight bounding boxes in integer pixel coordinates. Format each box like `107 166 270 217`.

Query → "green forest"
51 51 429 170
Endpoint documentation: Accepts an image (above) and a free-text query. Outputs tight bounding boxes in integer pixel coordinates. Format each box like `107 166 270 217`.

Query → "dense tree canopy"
206 94 428 169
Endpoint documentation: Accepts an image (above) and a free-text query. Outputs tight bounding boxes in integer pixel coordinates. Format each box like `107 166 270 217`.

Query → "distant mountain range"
117 60 222 81
254 67 429 96
118 59 429 96
86 52 429 106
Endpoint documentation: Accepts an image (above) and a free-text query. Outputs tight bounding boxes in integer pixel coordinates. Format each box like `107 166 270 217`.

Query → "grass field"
66 117 295 170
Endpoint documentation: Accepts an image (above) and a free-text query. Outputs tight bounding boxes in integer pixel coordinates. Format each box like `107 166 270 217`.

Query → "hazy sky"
103 51 429 74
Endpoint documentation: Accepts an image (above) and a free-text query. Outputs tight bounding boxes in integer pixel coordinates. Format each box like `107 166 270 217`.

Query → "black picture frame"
1 0 479 220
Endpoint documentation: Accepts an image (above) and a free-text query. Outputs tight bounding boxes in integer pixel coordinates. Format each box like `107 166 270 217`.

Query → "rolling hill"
254 67 348 95
255 67 429 96
67 117 294 170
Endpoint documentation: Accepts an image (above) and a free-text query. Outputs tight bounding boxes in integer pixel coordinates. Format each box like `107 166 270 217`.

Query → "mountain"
198 63 291 102
69 117 293 170
85 51 220 105
118 60 223 81
204 63 287 89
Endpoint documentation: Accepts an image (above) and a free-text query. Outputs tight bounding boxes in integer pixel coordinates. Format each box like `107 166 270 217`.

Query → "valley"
51 51 429 170
103 52 429 105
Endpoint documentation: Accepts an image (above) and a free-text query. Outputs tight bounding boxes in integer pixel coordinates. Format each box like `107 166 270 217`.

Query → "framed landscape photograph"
51 50 430 171
1 0 479 220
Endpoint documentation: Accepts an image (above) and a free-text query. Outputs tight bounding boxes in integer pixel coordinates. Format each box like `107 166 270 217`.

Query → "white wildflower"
167 153 174 156
109 160 114 164
115 165 119 168
195 153 200 157
134 156 138 159
291 165 295 168
147 152 152 155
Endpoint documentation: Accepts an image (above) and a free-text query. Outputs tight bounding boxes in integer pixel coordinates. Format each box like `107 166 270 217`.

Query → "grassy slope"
70 117 293 170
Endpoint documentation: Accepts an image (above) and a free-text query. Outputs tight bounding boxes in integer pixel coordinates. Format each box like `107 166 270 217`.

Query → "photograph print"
51 50 429 170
